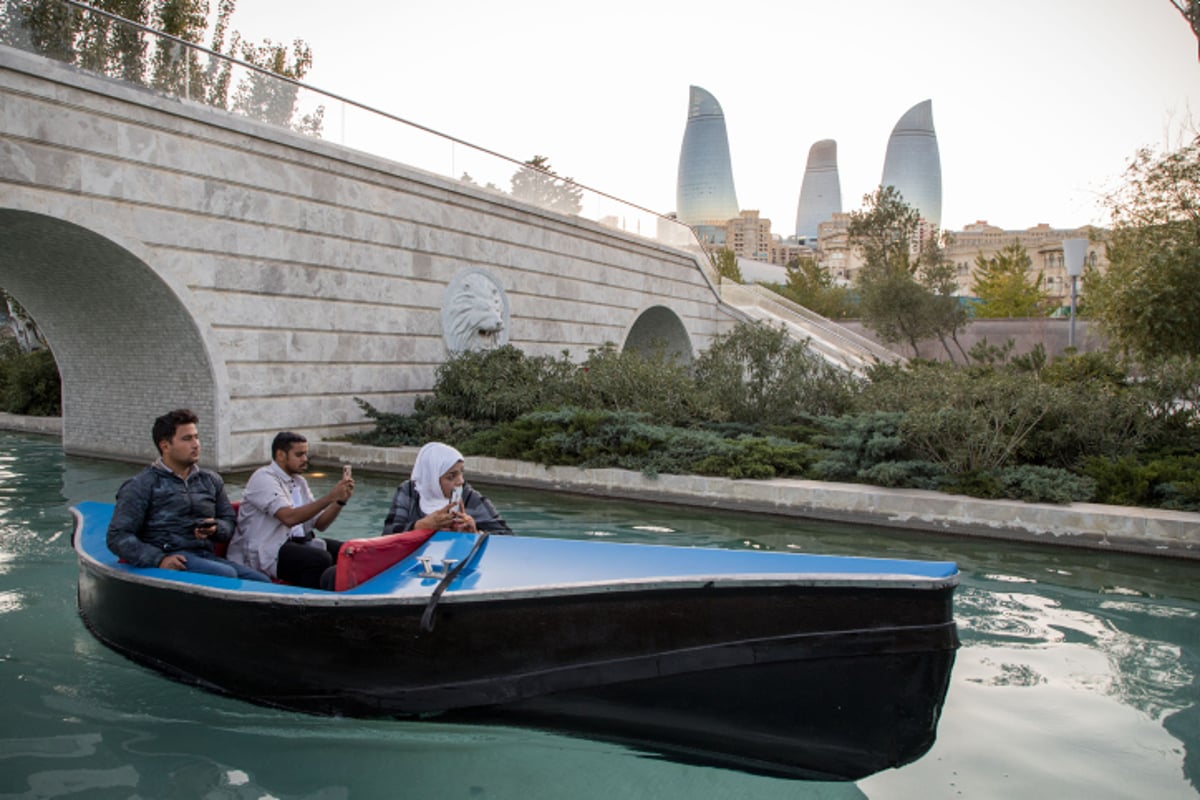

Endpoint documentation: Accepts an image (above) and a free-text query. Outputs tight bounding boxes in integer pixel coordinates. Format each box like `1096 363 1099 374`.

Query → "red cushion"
334 529 437 591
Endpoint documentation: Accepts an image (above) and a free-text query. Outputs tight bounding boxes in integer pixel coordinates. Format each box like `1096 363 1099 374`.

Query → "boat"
72 500 960 781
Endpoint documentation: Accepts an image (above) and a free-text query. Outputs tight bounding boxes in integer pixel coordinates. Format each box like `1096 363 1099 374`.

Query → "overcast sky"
227 0 1199 233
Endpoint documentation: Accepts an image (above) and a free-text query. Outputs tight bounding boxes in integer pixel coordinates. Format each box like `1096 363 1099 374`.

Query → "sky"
225 0 1200 234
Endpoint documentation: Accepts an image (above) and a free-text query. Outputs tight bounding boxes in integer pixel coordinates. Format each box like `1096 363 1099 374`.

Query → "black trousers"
277 537 343 590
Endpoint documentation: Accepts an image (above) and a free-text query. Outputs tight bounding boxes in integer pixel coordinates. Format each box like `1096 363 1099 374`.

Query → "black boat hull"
77 557 957 780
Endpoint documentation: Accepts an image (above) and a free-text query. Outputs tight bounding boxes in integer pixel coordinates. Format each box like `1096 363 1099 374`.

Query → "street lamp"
1062 238 1088 349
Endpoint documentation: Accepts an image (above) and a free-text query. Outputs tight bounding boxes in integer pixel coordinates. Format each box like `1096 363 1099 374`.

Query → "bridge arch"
622 305 694 364
0 209 228 466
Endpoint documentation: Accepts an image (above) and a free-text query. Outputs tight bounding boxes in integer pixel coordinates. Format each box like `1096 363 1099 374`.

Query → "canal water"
1 431 1197 799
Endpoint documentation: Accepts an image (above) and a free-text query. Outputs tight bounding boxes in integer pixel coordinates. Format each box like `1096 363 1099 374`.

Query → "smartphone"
450 486 462 510
342 464 352 480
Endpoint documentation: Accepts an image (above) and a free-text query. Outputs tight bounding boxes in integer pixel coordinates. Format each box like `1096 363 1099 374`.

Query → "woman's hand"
416 502 462 532
450 510 477 533
414 501 478 533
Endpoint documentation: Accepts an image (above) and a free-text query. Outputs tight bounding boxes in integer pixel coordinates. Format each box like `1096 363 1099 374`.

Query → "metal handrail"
12 0 702 250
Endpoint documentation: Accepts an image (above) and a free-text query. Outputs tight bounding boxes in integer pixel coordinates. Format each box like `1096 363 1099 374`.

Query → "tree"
919 232 971 362
1170 0 1200 59
848 186 969 361
77 0 149 83
2 0 316 130
711 247 742 283
0 288 46 353
510 156 583 215
971 240 1051 318
231 37 314 127
768 255 855 319
0 0 76 60
150 0 209 97
1085 136 1200 359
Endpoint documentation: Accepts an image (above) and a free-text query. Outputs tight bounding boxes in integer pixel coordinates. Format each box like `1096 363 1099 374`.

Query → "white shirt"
226 461 316 579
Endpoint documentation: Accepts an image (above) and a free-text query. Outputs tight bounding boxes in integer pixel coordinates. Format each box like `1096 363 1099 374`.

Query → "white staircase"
719 283 904 374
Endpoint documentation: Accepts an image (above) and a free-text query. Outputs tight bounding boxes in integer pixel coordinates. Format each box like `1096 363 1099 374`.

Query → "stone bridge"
1 44 744 470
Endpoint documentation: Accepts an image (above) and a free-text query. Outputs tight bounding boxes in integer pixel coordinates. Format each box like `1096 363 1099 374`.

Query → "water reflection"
1 432 1198 797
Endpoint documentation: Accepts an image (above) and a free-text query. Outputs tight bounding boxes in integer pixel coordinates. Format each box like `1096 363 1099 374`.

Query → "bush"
461 407 816 479
345 321 1199 510
1017 379 1154 468
941 465 1095 504
1081 453 1200 511
414 344 576 424
858 460 946 490
692 323 858 424
993 465 1096 504
555 344 704 427
810 412 911 481
0 341 61 416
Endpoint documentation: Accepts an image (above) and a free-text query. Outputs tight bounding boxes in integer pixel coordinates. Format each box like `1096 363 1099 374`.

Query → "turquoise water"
1 431 1197 799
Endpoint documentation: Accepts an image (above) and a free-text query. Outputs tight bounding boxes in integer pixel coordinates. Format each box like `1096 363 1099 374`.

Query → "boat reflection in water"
73 500 958 781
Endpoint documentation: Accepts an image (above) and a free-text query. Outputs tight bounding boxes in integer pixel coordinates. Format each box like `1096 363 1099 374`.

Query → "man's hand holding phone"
334 464 356 506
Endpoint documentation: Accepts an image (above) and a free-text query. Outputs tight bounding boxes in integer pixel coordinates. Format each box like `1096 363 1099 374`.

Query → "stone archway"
0 209 224 466
622 305 693 364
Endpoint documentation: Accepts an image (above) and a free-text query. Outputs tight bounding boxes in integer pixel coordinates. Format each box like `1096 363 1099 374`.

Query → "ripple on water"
0 589 24 614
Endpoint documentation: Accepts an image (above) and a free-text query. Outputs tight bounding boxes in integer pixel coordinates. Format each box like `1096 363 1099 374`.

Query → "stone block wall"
1 46 735 469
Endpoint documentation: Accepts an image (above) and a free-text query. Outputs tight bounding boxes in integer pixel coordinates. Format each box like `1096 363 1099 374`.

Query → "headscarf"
412 442 465 515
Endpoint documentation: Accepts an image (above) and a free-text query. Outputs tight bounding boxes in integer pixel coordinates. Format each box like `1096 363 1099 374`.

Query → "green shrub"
863 362 1052 472
348 398 425 445
556 344 704 426
993 465 1096 504
687 435 816 480
0 343 61 416
810 411 912 481
858 460 946 490
1081 453 1200 511
414 344 576 424
942 465 1095 504
1017 379 1153 468
692 323 858 424
461 407 815 479
343 321 1198 510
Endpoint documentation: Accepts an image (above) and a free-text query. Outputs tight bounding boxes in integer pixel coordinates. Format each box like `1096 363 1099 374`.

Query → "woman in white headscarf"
381 442 512 535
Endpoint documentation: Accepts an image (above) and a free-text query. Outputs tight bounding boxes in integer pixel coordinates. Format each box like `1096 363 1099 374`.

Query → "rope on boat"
419 532 490 633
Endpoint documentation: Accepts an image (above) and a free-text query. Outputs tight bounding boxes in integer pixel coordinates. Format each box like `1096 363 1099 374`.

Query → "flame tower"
794 139 842 243
880 99 942 228
676 86 739 226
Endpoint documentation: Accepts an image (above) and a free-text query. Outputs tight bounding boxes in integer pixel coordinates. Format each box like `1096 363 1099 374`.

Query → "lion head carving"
441 268 511 354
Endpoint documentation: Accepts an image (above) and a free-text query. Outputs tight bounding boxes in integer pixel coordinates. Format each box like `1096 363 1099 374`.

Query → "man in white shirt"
228 431 355 589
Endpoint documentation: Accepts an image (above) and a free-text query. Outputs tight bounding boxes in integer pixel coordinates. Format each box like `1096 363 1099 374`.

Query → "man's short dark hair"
271 431 307 458
152 409 199 451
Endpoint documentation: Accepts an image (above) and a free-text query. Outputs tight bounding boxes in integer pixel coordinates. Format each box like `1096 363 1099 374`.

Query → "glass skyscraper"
880 99 942 228
676 86 739 226
794 139 842 243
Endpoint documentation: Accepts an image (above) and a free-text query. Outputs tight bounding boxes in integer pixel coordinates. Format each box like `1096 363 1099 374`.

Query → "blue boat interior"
74 501 958 597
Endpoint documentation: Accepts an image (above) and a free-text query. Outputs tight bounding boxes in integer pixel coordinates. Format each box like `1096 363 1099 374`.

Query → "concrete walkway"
3 415 1195 560
0 412 62 437
310 441 1200 561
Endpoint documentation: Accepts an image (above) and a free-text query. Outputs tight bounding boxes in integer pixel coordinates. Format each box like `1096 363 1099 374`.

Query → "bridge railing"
0 0 705 256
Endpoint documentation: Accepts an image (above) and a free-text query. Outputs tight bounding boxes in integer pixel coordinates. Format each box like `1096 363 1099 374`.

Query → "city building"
794 139 842 243
814 216 1107 310
725 210 772 261
880 99 943 229
945 221 1107 308
675 85 740 226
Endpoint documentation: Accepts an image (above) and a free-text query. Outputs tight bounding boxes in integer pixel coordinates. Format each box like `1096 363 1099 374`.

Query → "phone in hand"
342 464 352 481
450 486 462 511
